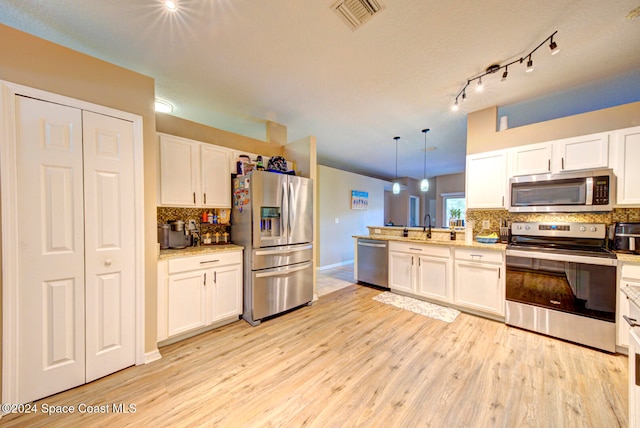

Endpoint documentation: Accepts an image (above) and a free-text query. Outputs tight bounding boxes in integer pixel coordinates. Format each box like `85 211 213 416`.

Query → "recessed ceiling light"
155 99 174 113
164 1 177 11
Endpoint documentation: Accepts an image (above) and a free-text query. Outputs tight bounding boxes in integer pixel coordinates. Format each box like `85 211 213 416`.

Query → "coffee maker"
158 220 192 249
609 222 640 254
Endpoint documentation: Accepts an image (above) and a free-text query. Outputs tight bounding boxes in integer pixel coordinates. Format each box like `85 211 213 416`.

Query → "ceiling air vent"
331 0 386 30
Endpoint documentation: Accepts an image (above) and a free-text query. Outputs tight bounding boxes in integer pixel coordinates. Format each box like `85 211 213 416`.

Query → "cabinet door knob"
105 258 113 266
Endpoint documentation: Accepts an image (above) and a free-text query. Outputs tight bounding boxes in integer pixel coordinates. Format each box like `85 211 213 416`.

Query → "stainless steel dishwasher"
356 238 388 288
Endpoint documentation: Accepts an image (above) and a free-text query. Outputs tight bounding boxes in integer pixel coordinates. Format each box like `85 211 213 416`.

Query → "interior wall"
317 165 386 268
156 113 282 156
0 23 158 371
285 136 318 293
435 173 466 227
467 101 640 154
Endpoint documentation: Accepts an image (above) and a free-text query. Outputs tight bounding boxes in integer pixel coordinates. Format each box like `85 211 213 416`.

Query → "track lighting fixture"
451 31 558 110
392 136 400 195
164 0 177 11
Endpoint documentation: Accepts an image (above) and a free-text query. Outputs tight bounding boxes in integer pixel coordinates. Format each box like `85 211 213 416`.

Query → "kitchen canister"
465 220 474 245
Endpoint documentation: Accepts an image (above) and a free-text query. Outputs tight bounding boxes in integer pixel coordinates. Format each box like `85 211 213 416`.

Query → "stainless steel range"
505 222 617 352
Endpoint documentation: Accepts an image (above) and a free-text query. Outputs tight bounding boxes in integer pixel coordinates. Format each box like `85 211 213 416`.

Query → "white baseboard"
144 349 162 364
317 260 354 271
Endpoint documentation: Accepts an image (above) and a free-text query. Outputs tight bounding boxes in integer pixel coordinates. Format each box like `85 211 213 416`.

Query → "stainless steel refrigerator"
231 170 314 325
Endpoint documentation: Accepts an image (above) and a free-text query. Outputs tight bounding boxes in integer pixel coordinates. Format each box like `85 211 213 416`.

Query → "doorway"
409 195 420 227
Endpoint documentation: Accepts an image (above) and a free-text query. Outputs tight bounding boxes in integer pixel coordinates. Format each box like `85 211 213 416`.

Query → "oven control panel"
511 222 605 239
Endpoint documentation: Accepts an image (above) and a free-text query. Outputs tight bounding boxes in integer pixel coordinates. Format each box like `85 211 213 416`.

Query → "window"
442 192 466 227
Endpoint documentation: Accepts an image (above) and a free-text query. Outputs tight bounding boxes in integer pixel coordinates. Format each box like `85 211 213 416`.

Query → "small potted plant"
449 208 461 229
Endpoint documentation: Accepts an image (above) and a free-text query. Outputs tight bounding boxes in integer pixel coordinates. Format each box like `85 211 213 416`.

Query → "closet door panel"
83 110 136 382
15 95 86 403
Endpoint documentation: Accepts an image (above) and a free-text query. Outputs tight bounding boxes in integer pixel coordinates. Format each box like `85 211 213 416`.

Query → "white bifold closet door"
16 96 135 403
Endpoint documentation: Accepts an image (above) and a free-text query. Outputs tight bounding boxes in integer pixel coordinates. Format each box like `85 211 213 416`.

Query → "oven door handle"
506 249 617 266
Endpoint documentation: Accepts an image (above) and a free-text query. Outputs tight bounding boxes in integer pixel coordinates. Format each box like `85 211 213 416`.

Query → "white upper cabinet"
159 134 199 206
611 126 640 206
510 142 552 176
201 144 231 208
509 132 610 177
159 134 231 208
466 149 508 209
551 132 609 173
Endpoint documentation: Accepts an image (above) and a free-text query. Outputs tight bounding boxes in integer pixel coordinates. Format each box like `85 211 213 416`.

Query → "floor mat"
373 291 460 323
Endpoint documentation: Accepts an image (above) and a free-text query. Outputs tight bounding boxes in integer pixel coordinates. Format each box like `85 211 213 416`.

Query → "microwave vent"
331 0 386 30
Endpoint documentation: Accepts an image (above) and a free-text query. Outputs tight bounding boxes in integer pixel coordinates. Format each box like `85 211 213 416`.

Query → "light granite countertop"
159 244 244 260
616 253 640 264
352 234 507 252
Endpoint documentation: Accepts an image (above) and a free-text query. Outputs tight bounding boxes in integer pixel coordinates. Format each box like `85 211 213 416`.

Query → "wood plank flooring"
2 284 628 427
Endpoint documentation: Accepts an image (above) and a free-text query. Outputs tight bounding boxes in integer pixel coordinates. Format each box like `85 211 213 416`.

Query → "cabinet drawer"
168 251 242 274
455 248 503 264
389 241 451 258
622 263 640 280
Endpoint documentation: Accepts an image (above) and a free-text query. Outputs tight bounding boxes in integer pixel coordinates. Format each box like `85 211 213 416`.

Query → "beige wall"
156 113 282 156
467 102 640 154
317 166 386 268
0 23 159 377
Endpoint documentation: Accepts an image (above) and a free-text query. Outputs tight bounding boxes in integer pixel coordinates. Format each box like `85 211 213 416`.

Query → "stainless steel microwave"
509 169 614 213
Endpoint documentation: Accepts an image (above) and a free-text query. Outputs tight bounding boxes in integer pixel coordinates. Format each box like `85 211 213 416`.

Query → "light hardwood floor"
3 284 628 427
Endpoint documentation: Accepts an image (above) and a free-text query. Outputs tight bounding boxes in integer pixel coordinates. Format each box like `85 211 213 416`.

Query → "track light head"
476 77 484 92
501 67 508 81
526 56 534 72
452 99 459 111
549 37 560 55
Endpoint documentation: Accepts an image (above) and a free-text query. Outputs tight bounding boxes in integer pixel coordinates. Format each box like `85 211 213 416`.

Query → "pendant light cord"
394 136 400 181
422 128 430 180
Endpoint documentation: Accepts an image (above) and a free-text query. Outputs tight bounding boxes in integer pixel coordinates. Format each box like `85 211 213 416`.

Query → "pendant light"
420 129 430 192
392 136 400 195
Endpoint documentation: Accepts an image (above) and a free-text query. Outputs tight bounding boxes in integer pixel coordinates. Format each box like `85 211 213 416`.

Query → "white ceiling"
1 0 639 181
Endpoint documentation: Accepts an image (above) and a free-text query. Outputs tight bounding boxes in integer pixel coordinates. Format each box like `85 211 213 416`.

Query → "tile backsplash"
157 207 230 236
466 208 640 236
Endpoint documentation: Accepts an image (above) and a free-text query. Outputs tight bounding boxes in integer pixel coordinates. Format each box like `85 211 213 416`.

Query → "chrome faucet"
423 214 431 239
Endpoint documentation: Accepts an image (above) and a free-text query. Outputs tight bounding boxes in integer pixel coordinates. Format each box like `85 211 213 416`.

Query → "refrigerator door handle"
289 182 294 238
255 244 313 256
255 262 312 278
281 180 287 238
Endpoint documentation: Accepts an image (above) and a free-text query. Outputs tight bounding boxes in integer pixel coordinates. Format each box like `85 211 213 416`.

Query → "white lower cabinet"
388 242 505 317
416 252 452 303
619 263 640 349
454 248 505 317
168 269 208 336
628 294 640 427
158 250 242 342
389 242 453 305
389 250 415 294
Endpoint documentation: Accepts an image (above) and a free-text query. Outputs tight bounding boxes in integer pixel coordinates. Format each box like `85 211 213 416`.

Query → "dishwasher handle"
358 241 387 248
